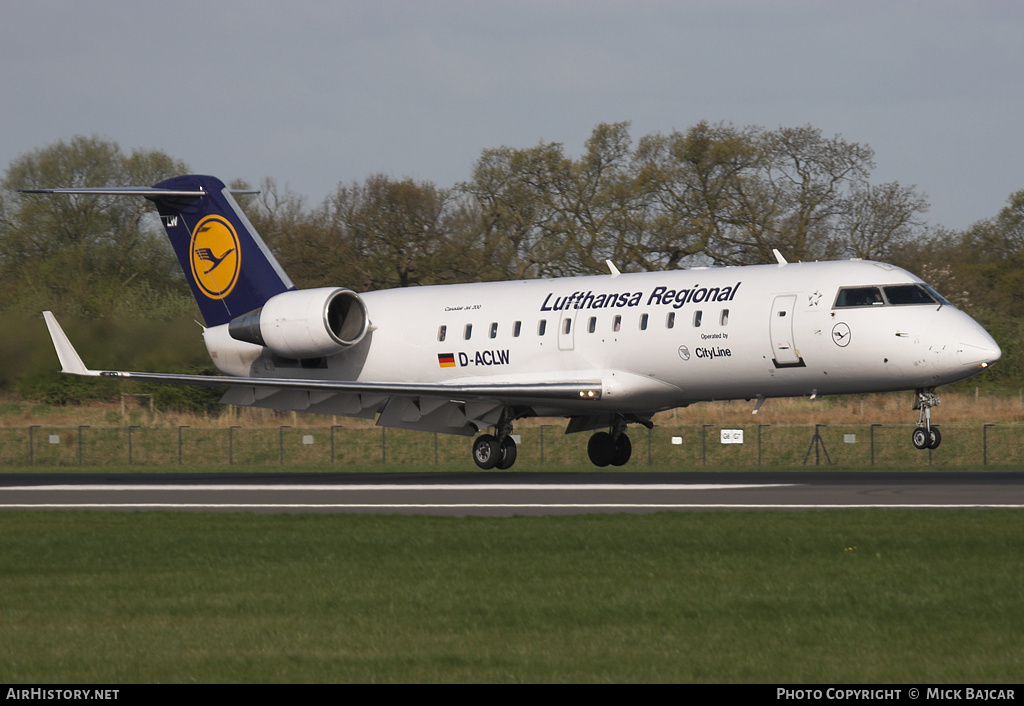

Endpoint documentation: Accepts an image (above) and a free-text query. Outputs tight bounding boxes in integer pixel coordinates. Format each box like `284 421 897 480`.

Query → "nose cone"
957 325 1001 370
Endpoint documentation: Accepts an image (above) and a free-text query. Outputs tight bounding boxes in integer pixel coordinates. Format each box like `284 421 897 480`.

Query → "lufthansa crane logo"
189 215 240 300
832 322 852 347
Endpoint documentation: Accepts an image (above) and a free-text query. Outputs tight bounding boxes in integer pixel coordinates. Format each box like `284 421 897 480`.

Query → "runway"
1 471 1022 515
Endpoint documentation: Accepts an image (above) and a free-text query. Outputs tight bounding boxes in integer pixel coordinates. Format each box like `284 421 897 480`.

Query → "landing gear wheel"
911 427 930 450
611 433 632 467
927 427 941 450
587 432 615 467
473 434 500 469
496 436 518 470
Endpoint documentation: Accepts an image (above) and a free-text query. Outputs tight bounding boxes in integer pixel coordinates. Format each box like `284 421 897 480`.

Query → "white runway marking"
1 503 1023 510
1 483 792 492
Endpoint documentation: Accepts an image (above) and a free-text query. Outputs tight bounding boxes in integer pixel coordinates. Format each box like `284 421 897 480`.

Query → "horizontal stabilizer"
22 187 206 197
21 187 257 197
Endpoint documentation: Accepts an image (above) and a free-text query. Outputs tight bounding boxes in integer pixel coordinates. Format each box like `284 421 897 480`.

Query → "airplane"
26 174 1001 469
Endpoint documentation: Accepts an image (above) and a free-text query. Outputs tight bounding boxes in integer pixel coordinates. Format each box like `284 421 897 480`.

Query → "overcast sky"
2 1 1021 231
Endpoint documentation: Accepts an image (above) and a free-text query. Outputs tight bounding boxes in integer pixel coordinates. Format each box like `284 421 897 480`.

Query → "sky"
2 1 1022 231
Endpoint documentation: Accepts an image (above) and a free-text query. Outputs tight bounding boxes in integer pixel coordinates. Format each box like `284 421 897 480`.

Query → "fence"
1 422 1021 469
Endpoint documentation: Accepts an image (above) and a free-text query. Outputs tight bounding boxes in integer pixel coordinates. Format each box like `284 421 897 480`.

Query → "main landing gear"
587 430 632 467
911 388 942 450
471 411 648 469
587 415 648 467
472 433 518 470
472 408 519 470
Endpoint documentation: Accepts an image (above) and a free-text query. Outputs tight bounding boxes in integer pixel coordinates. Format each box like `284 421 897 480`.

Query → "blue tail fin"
147 175 294 327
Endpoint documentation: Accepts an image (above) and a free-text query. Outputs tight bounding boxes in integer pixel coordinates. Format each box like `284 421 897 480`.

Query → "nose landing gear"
911 388 941 450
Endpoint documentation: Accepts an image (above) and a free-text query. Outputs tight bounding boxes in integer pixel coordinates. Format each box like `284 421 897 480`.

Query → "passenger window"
613 315 622 332
639 313 648 331
666 312 675 329
538 320 547 336
693 310 702 327
563 319 572 335
464 324 472 340
513 321 522 337
438 325 447 342
720 309 729 326
588 317 596 333
489 322 498 339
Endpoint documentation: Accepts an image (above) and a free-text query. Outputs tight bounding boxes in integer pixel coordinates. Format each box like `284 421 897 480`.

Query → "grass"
0 510 1022 682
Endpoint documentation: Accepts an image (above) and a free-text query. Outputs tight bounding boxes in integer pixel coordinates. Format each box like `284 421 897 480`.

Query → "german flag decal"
438 353 456 368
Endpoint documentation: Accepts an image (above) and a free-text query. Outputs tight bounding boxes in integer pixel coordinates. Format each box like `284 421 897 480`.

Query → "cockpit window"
883 285 937 306
924 285 950 306
834 287 884 308
834 283 951 309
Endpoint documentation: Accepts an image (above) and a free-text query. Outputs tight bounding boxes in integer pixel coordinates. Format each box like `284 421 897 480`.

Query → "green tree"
633 121 764 268
461 141 570 279
0 135 190 317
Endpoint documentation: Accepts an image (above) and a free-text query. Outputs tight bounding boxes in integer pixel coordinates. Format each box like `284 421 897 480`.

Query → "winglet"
773 249 788 265
606 260 621 277
42 312 95 376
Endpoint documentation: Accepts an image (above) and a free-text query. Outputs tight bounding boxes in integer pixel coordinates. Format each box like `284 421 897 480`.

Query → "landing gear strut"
911 388 941 450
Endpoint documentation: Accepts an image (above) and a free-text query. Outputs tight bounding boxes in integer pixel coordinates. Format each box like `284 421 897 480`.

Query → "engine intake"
228 287 369 359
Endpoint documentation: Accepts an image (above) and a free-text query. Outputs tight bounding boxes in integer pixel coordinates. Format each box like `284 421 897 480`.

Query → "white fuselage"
205 259 1000 419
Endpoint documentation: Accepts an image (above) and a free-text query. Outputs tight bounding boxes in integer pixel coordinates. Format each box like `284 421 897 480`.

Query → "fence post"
128 425 140 465
28 425 40 466
78 425 89 466
540 425 551 464
178 426 189 465
331 425 342 464
279 426 290 465
229 426 241 465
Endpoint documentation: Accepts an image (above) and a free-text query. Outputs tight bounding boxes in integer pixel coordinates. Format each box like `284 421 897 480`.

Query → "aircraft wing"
43 312 603 435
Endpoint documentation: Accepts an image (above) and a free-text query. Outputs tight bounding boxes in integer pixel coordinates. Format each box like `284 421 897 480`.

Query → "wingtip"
42 311 93 376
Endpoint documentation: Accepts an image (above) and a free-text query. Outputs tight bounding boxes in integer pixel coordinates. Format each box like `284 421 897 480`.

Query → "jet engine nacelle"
228 287 369 359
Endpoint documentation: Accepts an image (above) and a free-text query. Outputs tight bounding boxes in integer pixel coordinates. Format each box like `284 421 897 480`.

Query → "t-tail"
23 175 371 361
23 174 295 327
146 175 295 327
